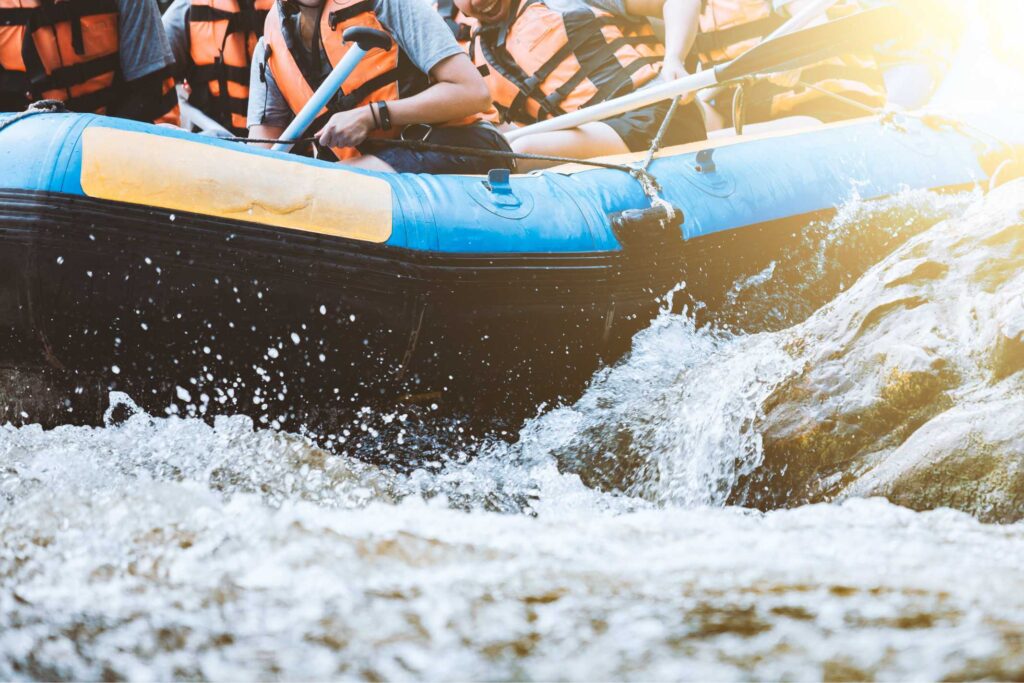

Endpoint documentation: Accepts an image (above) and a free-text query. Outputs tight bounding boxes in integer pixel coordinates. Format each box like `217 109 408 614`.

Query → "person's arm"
246 39 294 146
623 0 702 82
314 52 490 149
161 0 192 82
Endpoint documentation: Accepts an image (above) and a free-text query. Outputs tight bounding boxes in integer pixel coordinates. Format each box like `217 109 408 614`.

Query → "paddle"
504 5 903 142
764 0 838 41
178 96 232 136
272 27 393 153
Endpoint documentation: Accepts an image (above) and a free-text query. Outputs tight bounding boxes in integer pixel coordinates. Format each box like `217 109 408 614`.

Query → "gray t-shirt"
248 0 464 128
118 0 175 81
161 0 191 76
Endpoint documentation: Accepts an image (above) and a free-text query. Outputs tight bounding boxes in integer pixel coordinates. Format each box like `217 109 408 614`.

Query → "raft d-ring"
466 168 535 219
679 148 735 198
485 169 519 207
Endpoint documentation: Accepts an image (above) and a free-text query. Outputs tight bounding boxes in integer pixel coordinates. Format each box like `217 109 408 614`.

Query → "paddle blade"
715 5 907 82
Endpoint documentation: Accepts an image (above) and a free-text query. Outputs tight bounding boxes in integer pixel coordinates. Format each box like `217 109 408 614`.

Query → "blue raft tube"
0 108 1015 434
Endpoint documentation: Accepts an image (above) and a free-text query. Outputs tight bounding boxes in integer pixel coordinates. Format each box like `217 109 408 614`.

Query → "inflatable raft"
0 111 1005 433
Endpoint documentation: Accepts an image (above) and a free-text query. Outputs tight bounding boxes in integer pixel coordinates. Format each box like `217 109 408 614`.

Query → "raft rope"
241 134 642 173
796 79 883 117
234 132 676 217
233 100 684 219
0 99 67 133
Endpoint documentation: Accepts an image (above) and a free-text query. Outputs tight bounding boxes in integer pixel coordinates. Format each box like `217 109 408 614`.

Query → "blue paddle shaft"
271 45 369 152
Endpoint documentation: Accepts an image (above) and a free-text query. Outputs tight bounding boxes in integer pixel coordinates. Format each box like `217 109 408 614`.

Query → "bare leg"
341 154 397 173
510 121 629 172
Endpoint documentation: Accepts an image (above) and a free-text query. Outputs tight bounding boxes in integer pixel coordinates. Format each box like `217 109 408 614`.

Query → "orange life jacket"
435 0 500 124
187 0 273 134
266 0 479 160
0 0 178 124
471 0 664 124
693 0 886 120
436 0 475 45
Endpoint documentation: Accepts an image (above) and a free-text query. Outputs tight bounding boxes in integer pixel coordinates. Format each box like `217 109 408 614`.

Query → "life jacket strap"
327 0 375 29
191 61 251 85
189 4 270 39
692 13 786 67
0 6 33 26
37 52 118 92
480 8 662 123
332 66 401 112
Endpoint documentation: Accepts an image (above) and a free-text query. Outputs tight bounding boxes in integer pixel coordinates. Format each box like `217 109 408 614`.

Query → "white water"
2 181 1024 679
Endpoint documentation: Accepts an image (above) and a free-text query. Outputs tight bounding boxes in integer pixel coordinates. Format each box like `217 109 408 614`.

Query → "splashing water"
2 183 1024 680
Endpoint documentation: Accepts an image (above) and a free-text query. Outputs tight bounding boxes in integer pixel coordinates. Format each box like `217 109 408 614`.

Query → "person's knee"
343 154 396 173
510 135 545 156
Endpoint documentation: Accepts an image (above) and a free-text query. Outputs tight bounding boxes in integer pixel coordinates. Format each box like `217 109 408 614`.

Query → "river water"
1 179 1022 680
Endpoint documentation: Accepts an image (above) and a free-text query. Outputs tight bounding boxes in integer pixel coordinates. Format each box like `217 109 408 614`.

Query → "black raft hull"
0 188 823 435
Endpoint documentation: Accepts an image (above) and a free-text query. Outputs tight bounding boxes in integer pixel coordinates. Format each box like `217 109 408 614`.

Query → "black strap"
188 2 266 131
477 23 562 120
0 8 34 26
479 8 663 123
17 0 119 91
191 61 251 85
327 0 375 28
189 4 268 37
27 0 117 29
576 31 661 108
581 53 660 108
436 0 470 40
35 52 119 92
477 29 558 122
528 13 618 86
693 13 786 67
332 67 400 111
63 82 119 113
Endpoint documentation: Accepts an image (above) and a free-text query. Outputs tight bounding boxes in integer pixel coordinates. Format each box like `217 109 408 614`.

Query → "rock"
736 181 1024 517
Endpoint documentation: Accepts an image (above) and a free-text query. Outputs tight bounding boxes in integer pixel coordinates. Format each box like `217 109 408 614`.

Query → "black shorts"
603 98 707 152
362 122 515 174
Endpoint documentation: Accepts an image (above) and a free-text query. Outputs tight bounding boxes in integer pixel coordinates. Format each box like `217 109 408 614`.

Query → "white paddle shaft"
177 89 232 135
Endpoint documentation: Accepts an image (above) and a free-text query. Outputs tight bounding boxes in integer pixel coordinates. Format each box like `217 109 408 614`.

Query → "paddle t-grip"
342 27 392 53
271 27 393 153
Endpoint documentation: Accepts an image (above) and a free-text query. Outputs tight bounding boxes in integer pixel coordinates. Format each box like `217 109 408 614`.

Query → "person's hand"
315 107 376 149
661 56 696 103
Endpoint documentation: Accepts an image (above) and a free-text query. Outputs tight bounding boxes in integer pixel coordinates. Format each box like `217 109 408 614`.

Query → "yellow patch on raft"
80 127 392 243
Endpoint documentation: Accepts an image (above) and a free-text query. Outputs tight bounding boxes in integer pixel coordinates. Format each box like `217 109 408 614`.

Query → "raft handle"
609 204 684 247
694 148 716 174
483 168 522 209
